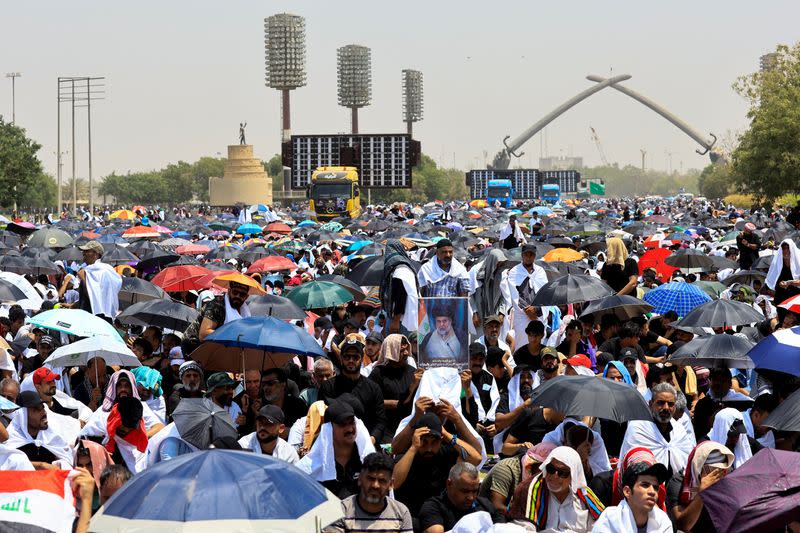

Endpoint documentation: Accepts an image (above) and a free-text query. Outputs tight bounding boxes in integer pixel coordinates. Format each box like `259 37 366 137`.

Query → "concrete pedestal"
209 145 272 206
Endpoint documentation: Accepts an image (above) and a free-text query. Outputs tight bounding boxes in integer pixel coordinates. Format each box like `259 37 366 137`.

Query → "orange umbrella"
109 209 136 220
132 205 146 215
265 222 292 235
212 272 266 295
246 255 297 273
151 265 212 292
122 226 161 239
542 248 584 263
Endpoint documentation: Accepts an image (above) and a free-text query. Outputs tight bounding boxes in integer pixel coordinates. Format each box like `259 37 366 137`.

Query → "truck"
308 166 363 221
486 179 514 208
541 183 561 204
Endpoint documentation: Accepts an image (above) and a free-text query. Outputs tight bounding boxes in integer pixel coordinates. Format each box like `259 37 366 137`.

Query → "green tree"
0 117 45 208
160 161 195 203
731 42 800 203
263 154 285 194
697 163 733 199
190 156 226 201
61 178 91 204
21 172 57 209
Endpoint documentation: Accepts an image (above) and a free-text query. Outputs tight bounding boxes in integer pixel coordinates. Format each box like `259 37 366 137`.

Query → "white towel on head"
295 418 375 482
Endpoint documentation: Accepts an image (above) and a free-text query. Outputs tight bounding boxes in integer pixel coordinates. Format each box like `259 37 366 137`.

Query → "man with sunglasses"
261 367 307 438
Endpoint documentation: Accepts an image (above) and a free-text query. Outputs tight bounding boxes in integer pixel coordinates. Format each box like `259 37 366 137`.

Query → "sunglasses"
545 464 571 479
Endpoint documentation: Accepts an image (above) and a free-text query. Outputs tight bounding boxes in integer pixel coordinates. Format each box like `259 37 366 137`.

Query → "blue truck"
541 183 561 204
466 169 577 205
486 179 514 208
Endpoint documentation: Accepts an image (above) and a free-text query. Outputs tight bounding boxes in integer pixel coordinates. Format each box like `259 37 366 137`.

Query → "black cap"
619 347 638 361
326 401 356 425
17 390 44 408
622 461 670 486
344 318 361 330
436 239 453 249
413 412 443 438
469 342 487 358
257 405 285 424
39 335 57 347
365 331 383 344
521 243 537 255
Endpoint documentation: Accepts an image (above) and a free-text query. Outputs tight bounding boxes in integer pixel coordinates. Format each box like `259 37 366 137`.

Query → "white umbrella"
43 336 140 368
27 309 121 339
0 271 43 310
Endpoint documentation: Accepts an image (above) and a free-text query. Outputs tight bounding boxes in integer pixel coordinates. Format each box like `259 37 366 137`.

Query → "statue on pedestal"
239 122 247 145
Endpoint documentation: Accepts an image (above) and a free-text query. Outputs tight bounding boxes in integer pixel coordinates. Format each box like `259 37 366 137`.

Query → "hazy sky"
2 1 799 186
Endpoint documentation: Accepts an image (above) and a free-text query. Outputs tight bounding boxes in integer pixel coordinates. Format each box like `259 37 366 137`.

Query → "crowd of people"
0 196 799 532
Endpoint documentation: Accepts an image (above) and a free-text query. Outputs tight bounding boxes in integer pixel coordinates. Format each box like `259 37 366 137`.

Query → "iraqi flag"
0 470 76 533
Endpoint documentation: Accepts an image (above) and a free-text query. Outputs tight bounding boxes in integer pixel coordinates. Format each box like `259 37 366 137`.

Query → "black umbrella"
246 294 306 320
667 334 755 369
172 398 238 450
205 246 240 261
721 270 766 287
530 375 652 423
102 246 140 266
0 278 29 302
170 255 200 266
315 274 367 301
752 254 774 271
0 231 21 247
136 248 180 271
0 255 59 276
346 255 384 286
20 247 57 260
118 277 169 310
126 239 161 256
530 274 614 306
239 246 275 264
763 388 800 432
54 246 84 263
580 294 654 322
674 299 765 328
117 299 199 331
708 256 739 271
27 227 74 248
546 237 577 249
664 249 715 270
578 239 607 255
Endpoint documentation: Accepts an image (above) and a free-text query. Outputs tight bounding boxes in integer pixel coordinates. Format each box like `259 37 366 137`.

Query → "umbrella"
530 274 614 306
286 281 354 309
721 270 766 287
191 316 325 371
43 336 140 368
778 294 800 314
126 239 161 256
122 226 162 239
118 277 169 309
204 246 240 261
315 274 366 301
541 248 584 263
642 281 711 316
345 255 385 286
172 398 238 449
89 448 344 533
238 246 275 264
579 294 654 322
0 271 43 310
21 246 57 260
637 248 678 281
246 294 307 320
54 246 84 263
264 222 292 234
236 223 263 235
664 248 715 270
26 309 121 339
747 326 800 376
118 300 200 331
246 256 297 274
645 214 672 224
175 244 211 256
0 255 59 276
0 278 28 302
700 449 800 533
667 334 755 368
102 246 140 266
136 248 181 271
27 227 74 248
708 256 739 271
693 280 726 299
151 265 213 292
160 237 192 248
566 223 602 236
674 299 765 328
529 375 652 423
109 209 137 220
763 387 800 432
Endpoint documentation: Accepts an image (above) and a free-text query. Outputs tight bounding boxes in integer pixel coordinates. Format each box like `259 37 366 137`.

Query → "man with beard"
261 367 308 438
419 307 463 362
206 372 242 427
5 390 74 468
166 361 204 420
620 383 695 475
32 367 78 418
182 279 254 354
324 453 412 533
417 239 470 298
466 343 500 445
238 405 298 464
71 356 111 411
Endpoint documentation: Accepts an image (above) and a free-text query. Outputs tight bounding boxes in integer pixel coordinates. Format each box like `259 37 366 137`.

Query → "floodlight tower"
264 13 307 144
402 69 423 137
337 45 372 134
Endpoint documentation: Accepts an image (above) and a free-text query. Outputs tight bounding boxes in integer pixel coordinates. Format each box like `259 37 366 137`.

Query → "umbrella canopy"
700 449 800 533
346 255 385 286
109 209 137 220
0 278 28 302
747 326 800 376
0 271 43 310
119 276 169 309
541 248 584 263
530 274 614 306
236 223 263 235
286 281 354 309
642 281 711 316
204 246 240 261
264 222 292 235
172 399 238 449
763 387 800 432
43 336 140 368
151 265 213 292
529 375 652 423
246 256 297 274
667 334 755 369
27 227 74 248
27 309 121 339
102 246 140 266
315 274 366 301
674 299 765 328
191 316 325 371
0 254 60 276
664 248 715 270
246 294 306 320
721 270 766 287
54 246 84 263
637 248 678 281
118 299 200 331
123 226 162 239
175 244 211 256
212 272 266 296
89 448 344 533
579 294 654 323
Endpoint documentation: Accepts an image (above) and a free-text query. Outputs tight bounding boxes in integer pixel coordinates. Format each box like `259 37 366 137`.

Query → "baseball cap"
521 243 537 255
344 318 361 330
541 346 559 360
78 240 104 255
257 405 285 424
619 347 639 361
623 461 670 486
32 367 61 385
206 372 236 391
469 342 487 358
566 354 592 369
325 400 356 425
413 412 443 439
339 333 365 353
39 335 57 347
484 314 502 326
17 390 44 408
365 331 383 344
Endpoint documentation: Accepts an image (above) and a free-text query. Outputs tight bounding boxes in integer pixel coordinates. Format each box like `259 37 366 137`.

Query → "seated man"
261 367 308 437
81 370 164 440
238 405 298 464
166 361 204 420
324 452 413 533
479 442 556 514
5 391 74 469
105 396 149 473
418 462 503 533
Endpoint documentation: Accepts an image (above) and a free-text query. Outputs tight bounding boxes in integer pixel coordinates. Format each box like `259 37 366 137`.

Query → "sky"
2 1 799 187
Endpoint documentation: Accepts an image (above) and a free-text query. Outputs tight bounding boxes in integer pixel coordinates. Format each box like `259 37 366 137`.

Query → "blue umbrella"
190 316 324 372
89 450 343 532
297 219 317 228
172 231 191 238
529 206 553 216
747 326 800 377
642 281 711 316
343 240 373 253
236 223 263 235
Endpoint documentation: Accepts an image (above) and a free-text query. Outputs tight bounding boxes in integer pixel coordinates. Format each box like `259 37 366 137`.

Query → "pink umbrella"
175 244 211 256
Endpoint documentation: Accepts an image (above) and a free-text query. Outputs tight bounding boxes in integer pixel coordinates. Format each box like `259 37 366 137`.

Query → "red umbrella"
778 294 800 314
246 256 297 274
175 244 211 256
123 226 161 239
638 248 677 282
264 222 292 235
151 265 213 292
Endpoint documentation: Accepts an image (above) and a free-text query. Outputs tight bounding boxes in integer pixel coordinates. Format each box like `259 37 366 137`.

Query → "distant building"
760 52 779 72
539 155 583 171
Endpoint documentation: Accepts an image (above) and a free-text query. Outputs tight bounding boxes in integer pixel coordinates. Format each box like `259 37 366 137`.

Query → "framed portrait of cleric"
417 297 469 369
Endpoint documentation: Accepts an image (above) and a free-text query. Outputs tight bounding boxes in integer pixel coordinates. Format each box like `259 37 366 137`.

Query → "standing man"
418 239 470 298
506 244 549 346
499 215 526 250
381 240 419 335
76 241 122 319
736 222 761 270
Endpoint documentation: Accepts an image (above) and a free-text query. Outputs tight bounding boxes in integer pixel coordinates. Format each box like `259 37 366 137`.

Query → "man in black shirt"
512 319 545 371
418 462 504 532
320 401 364 500
596 322 649 368
736 223 761 270
466 343 499 449
320 334 387 444
261 367 308 438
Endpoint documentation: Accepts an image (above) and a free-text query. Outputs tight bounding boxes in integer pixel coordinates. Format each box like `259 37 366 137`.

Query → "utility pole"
5 73 21 123
640 149 646 172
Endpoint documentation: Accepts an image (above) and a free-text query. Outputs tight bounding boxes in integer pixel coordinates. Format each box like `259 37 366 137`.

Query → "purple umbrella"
700 448 800 533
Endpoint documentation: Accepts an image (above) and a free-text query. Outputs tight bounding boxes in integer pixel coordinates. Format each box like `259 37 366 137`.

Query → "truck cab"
308 166 362 221
541 183 561 204
487 179 514 208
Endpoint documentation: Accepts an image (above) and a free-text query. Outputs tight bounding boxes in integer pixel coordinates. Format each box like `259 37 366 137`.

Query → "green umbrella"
286 281 354 309
27 227 74 248
694 280 726 299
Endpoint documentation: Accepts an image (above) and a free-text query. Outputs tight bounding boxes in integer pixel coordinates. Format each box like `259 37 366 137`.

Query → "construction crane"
589 126 609 166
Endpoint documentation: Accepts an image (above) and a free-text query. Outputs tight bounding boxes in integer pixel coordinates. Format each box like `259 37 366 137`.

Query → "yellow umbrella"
212 272 266 295
110 209 137 220
542 248 585 263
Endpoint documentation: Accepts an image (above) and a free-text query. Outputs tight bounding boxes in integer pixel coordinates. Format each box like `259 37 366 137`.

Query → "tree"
21 173 57 209
731 42 800 203
0 117 45 208
190 157 226 202
61 178 91 204
697 163 733 199
263 154 284 194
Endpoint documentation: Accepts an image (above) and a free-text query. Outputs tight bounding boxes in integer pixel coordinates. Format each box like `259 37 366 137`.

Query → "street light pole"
5 73 21 123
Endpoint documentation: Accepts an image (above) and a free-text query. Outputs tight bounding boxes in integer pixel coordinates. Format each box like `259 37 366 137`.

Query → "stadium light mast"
265 13 307 192
402 69 423 137
337 45 371 134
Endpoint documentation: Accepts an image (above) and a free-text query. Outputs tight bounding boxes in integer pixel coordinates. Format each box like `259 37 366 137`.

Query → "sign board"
283 134 419 189
540 170 580 194
417 297 470 369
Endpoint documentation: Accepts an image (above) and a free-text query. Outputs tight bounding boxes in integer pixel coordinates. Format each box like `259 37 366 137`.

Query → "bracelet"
451 433 458 446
